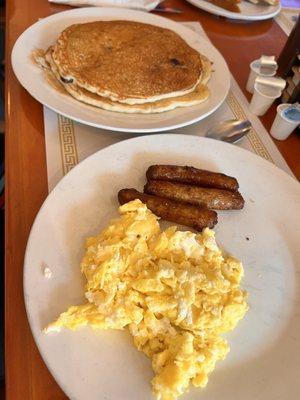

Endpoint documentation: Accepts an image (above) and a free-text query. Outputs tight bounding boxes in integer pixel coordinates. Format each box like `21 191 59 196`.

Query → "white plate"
24 135 300 400
186 0 281 21
11 7 230 133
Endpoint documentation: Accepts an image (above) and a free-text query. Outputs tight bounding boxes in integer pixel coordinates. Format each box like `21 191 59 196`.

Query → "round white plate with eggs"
11 7 230 133
24 134 300 400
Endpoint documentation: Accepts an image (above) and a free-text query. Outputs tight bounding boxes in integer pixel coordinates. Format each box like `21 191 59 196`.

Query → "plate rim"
185 0 281 21
11 7 230 133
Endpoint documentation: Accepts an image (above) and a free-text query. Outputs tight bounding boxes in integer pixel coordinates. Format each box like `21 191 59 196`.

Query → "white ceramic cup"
270 104 300 140
246 59 277 94
249 82 282 116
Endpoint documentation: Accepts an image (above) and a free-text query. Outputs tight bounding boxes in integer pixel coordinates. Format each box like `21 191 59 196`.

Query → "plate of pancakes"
12 7 230 133
185 0 280 21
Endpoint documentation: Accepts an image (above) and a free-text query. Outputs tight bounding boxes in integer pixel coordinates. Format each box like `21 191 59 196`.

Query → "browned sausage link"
146 165 239 191
144 180 244 210
118 189 218 231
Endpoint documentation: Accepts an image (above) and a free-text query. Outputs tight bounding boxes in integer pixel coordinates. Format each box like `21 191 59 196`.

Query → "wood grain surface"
5 0 300 399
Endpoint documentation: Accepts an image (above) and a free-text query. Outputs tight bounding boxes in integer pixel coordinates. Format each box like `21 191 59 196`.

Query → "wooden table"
5 0 300 398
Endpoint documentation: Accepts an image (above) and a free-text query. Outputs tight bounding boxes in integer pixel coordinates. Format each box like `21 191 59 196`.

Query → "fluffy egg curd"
45 199 248 400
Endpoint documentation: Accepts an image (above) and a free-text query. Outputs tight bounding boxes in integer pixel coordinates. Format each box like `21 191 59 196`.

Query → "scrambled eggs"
46 199 248 400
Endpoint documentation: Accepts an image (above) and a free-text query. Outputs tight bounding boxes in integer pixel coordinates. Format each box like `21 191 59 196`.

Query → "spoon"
206 119 252 144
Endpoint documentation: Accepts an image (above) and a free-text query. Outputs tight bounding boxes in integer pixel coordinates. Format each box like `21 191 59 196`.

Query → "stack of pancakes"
42 21 212 114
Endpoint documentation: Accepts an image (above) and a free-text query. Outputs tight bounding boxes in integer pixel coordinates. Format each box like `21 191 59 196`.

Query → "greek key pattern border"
57 114 79 175
226 91 274 163
56 93 274 171
280 11 296 33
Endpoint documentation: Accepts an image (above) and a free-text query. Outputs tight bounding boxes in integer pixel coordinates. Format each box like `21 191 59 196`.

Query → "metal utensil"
205 119 252 144
153 5 183 13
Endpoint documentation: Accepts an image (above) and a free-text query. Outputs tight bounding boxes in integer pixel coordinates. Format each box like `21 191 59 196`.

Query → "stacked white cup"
270 104 300 140
249 76 286 116
246 55 287 117
246 56 278 94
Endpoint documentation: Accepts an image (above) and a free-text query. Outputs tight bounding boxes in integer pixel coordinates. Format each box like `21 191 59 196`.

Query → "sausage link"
146 165 239 191
118 189 218 231
144 180 244 210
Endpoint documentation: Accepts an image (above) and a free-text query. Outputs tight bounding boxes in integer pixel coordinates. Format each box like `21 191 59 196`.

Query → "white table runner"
276 7 299 35
44 21 294 192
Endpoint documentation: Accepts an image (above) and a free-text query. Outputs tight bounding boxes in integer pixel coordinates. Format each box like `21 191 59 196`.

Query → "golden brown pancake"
199 55 212 86
46 48 210 114
52 21 204 104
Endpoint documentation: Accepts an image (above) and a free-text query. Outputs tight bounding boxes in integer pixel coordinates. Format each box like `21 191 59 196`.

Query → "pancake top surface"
52 21 203 100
